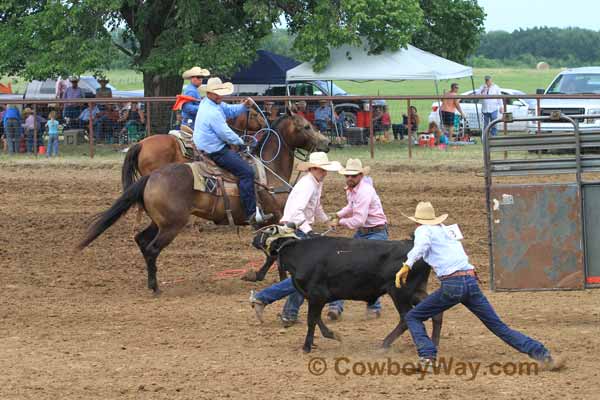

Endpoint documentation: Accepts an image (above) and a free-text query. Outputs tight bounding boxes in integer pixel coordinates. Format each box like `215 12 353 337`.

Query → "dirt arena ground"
1 161 599 399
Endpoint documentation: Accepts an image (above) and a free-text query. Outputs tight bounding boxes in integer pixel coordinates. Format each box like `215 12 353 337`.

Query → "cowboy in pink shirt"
328 158 388 320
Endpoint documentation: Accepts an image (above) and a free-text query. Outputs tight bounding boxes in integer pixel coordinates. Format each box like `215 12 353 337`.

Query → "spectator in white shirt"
478 75 503 137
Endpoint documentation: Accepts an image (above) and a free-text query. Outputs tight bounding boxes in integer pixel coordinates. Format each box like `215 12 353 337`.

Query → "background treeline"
470 27 600 68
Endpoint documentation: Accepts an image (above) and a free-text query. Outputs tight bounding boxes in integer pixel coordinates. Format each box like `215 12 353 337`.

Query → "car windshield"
547 73 600 94
314 80 347 96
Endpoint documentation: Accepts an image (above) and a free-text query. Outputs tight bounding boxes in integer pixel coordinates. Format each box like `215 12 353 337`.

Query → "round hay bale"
536 61 550 70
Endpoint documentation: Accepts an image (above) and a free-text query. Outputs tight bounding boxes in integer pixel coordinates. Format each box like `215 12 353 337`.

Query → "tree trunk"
143 72 183 134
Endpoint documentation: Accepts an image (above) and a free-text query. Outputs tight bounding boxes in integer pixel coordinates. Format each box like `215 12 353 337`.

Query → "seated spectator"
314 99 343 134
78 104 100 128
94 104 120 142
96 77 113 98
392 105 419 140
119 102 145 141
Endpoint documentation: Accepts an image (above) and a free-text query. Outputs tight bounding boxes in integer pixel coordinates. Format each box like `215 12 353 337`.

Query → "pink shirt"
337 178 387 230
280 173 328 233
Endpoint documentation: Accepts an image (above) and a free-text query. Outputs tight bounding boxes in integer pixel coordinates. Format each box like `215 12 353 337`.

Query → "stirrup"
254 206 266 224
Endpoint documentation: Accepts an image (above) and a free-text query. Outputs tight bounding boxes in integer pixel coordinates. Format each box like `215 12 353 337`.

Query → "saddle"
186 152 269 226
186 152 268 195
168 125 195 159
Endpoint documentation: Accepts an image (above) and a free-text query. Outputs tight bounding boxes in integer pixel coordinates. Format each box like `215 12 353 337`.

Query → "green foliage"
286 0 423 70
474 27 600 67
0 0 479 93
412 0 485 63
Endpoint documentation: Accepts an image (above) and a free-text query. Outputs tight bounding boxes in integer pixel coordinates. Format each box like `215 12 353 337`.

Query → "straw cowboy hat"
338 158 371 176
297 152 342 172
22 107 33 115
182 66 211 79
68 75 79 82
199 77 234 96
403 202 448 225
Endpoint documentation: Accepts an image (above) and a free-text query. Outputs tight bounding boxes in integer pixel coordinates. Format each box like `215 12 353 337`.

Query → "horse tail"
78 175 150 251
121 142 143 190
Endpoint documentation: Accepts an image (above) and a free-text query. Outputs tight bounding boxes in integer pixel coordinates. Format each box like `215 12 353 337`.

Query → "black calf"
254 231 442 353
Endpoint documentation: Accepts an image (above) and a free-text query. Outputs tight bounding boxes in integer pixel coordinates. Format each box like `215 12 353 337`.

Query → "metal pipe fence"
3 94 600 158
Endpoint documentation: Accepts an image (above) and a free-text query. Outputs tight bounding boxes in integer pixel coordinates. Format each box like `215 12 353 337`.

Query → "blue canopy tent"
230 50 300 85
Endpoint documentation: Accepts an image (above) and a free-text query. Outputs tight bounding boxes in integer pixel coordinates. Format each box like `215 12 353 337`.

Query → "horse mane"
270 114 291 132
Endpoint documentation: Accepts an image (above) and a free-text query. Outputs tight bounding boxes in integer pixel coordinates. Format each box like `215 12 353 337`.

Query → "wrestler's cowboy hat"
182 66 210 79
297 152 342 172
403 202 448 225
338 158 370 176
199 77 234 96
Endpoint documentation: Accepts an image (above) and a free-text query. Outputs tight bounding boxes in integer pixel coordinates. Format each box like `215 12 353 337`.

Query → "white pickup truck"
532 67 600 132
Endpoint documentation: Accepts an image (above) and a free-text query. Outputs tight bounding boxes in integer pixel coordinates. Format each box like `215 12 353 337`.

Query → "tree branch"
112 39 135 58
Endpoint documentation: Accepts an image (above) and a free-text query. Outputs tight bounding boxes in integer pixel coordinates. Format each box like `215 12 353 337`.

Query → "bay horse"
122 109 266 189
78 111 330 293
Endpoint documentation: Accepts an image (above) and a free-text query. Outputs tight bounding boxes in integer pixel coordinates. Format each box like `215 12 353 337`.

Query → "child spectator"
426 121 443 144
46 111 60 157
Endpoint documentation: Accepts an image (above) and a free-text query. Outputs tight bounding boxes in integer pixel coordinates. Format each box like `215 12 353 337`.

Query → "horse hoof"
302 346 311 353
332 332 342 342
150 287 161 296
241 269 258 282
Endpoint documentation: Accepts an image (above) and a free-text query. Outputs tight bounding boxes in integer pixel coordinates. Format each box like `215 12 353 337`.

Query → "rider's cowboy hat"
338 158 370 176
199 77 234 96
402 202 448 225
182 66 211 79
297 152 342 172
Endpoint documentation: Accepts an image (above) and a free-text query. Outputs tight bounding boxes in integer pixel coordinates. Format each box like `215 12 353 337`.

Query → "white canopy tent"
286 43 473 82
286 43 479 150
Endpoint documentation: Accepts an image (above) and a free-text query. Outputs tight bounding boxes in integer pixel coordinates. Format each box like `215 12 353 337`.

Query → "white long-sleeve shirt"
478 84 503 113
280 173 328 233
405 224 474 277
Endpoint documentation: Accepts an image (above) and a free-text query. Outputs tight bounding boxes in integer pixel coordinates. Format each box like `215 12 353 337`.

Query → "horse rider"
250 152 342 327
193 77 262 225
181 66 210 127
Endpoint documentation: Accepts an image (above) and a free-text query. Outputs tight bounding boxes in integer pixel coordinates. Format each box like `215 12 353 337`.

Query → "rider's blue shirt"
193 97 247 153
181 83 202 126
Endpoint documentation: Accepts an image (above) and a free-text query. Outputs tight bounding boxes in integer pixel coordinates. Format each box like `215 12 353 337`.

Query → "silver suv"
532 67 600 132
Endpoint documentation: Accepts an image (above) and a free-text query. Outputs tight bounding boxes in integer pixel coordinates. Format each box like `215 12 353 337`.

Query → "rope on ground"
213 259 278 280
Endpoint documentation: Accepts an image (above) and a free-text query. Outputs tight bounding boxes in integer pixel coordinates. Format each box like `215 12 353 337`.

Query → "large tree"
411 0 485 63
0 0 423 97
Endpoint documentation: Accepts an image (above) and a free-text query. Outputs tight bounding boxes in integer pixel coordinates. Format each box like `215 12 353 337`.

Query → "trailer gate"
484 112 600 290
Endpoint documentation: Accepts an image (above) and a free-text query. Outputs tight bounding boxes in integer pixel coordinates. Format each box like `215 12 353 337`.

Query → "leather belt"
357 224 387 235
439 269 476 280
